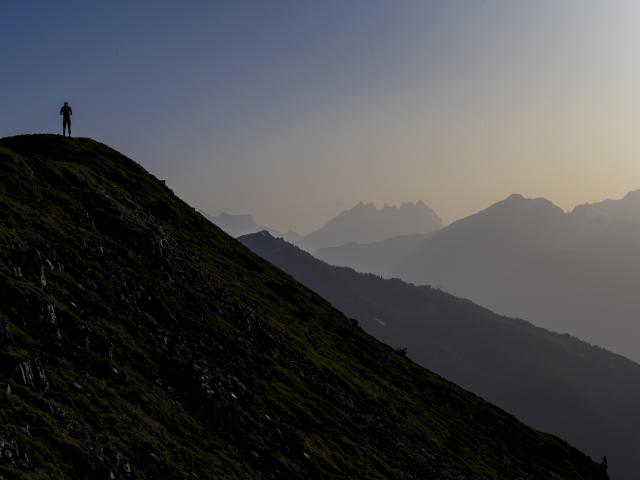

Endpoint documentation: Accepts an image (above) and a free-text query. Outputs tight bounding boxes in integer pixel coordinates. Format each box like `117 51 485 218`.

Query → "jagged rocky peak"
299 200 444 250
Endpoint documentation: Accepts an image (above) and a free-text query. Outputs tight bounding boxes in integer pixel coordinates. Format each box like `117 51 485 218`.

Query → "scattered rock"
45 303 57 324
0 315 13 344
0 433 31 469
10 249 48 288
16 356 49 392
45 400 66 420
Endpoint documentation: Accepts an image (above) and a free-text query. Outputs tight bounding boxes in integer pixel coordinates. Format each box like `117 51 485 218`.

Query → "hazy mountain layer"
572 190 640 224
208 212 266 237
242 231 636 480
207 212 301 243
314 233 432 276
389 193 640 362
299 201 443 250
0 135 608 479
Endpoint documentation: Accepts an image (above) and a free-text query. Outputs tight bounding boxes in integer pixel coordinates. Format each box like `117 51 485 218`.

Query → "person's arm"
69 108 72 115
60 107 63 115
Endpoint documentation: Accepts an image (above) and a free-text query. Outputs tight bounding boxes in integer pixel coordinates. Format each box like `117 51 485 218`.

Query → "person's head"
64 102 68 106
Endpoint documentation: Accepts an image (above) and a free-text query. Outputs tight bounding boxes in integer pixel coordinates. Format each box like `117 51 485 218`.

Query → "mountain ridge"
314 233 433 275
206 212 301 242
241 231 637 479
322 191 640 362
299 200 443 250
389 192 640 361
571 189 640 224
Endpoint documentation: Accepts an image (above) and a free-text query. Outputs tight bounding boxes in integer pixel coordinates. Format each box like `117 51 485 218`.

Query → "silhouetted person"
60 102 72 137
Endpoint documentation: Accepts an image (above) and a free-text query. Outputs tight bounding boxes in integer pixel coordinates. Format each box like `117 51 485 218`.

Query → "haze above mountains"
224 190 640 363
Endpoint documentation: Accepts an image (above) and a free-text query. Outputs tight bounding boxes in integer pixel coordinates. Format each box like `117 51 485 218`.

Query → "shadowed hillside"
241 231 638 480
0 135 609 479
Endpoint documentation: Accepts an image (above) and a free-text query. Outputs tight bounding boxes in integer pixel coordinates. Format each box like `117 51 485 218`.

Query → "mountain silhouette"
388 193 640 362
206 212 301 242
0 135 608 479
315 233 434 275
241 231 639 480
314 194 566 277
572 189 640 223
208 212 266 237
298 201 443 251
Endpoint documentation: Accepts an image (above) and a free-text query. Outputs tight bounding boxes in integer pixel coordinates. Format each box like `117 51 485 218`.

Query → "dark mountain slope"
0 135 607 480
241 232 638 480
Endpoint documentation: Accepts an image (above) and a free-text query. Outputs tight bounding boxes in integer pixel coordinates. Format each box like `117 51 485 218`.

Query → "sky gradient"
3 1 640 232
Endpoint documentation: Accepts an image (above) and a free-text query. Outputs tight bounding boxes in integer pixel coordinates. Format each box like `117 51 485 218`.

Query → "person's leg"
62 119 66 136
68 118 71 137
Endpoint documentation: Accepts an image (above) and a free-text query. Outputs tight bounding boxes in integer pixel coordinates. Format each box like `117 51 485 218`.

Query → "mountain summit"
0 135 607 479
299 201 443 250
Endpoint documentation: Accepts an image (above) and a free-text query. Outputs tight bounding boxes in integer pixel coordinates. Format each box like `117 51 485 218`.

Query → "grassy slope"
0 135 607 479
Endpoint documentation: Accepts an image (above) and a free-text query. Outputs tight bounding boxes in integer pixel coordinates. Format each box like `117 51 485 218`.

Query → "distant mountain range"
573 190 640 224
241 230 639 480
317 191 640 363
211 201 444 253
393 192 640 362
207 212 301 242
298 201 443 250
315 232 432 275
